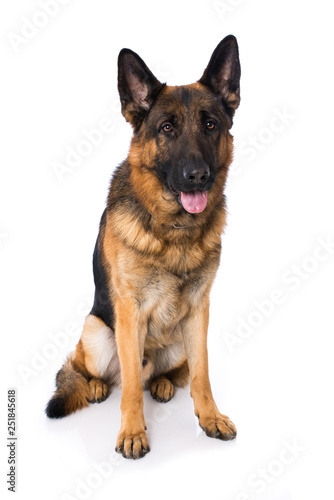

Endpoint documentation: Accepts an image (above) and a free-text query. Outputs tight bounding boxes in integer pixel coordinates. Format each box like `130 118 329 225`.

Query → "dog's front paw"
115 428 150 459
198 412 237 441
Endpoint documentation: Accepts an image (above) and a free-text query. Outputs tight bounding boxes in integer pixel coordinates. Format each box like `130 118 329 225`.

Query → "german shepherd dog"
46 35 241 459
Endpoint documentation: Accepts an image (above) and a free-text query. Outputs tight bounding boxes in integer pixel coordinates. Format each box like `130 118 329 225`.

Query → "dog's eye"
162 123 173 133
206 120 216 130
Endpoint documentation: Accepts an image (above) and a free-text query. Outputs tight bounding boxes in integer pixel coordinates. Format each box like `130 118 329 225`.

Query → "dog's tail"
45 355 90 419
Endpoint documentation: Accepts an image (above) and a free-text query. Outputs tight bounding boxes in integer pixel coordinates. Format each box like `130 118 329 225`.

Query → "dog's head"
118 36 240 216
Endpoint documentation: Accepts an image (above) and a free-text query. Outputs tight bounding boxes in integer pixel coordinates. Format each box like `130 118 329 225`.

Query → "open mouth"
169 185 208 214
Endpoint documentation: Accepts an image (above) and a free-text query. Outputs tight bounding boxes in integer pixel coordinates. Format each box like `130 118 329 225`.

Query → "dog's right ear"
118 49 165 129
199 35 241 124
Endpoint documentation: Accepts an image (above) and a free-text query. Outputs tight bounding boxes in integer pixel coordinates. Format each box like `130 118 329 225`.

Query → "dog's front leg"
182 297 237 441
114 296 149 459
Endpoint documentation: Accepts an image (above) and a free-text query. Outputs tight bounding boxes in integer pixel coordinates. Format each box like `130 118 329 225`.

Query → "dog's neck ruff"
148 211 194 230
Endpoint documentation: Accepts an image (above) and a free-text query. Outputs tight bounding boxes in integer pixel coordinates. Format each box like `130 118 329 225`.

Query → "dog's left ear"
199 35 241 124
118 49 164 129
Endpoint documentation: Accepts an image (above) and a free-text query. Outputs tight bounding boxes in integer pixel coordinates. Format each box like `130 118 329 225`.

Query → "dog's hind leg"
46 314 119 419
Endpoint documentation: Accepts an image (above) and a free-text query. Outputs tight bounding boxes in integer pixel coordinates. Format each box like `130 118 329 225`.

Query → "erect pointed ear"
199 35 241 124
118 49 165 129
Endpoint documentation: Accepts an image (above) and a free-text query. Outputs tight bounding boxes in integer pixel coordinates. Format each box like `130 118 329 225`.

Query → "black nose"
183 163 210 185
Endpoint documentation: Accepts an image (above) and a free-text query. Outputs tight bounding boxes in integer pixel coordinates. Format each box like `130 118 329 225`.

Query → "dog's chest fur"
130 261 217 350
141 270 199 346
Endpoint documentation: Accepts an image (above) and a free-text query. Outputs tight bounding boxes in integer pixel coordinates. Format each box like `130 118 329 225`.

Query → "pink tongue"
180 190 208 214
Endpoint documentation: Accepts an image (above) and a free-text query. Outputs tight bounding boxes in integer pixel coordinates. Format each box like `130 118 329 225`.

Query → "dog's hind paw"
88 378 109 404
150 377 174 403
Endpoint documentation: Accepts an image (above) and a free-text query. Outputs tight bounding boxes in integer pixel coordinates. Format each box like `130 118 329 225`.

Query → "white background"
1 1 334 499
